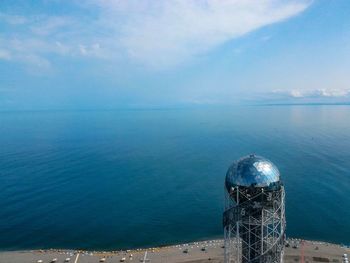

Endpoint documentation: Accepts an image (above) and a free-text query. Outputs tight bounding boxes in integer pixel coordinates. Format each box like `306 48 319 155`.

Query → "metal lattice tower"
223 154 286 263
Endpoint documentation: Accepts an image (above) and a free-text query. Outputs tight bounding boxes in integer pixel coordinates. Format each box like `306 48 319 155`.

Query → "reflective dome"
225 154 280 189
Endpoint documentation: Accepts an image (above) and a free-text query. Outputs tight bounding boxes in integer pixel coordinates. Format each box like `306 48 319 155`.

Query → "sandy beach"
0 239 348 263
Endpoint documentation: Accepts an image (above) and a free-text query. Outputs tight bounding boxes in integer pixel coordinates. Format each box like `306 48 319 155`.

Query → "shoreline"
1 238 349 263
1 238 348 253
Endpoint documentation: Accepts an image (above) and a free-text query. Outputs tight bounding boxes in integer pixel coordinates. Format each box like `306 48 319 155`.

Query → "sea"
0 105 349 251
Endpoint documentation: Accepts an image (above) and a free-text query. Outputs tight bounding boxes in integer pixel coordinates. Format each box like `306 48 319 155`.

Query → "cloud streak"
114 0 310 67
252 88 350 104
273 88 350 98
0 0 310 69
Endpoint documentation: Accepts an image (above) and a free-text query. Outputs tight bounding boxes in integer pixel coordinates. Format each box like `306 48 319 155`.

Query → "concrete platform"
0 239 348 263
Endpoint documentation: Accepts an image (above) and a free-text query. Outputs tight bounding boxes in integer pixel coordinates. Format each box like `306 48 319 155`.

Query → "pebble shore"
0 239 349 263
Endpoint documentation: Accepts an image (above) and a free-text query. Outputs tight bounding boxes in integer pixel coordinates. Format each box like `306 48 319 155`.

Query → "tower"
223 154 286 263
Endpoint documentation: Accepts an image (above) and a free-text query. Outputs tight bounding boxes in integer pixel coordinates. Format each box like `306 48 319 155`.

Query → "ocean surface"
0 106 349 251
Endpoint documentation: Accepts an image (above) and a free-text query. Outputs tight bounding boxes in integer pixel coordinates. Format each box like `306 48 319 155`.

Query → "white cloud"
272 88 350 99
0 37 54 68
0 0 310 69
313 89 350 97
110 0 310 67
290 89 304 98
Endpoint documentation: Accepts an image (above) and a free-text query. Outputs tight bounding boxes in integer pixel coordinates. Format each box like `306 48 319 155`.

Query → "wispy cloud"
273 88 350 98
112 0 310 67
29 16 75 36
0 0 310 69
0 13 27 25
253 88 350 104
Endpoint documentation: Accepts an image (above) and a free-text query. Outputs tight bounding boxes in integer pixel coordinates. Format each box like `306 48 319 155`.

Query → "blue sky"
0 0 350 110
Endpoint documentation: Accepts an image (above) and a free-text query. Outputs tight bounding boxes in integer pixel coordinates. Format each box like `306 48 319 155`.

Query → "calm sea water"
0 106 349 250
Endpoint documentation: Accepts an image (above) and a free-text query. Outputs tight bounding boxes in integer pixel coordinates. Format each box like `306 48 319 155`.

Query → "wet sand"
0 239 348 263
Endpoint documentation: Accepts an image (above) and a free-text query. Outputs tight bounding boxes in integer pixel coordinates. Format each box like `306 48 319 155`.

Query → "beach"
1 239 348 263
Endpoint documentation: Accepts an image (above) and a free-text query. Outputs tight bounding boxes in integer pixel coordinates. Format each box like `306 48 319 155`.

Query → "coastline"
1 238 349 263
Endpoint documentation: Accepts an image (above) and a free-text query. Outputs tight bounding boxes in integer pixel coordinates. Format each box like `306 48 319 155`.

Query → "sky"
0 0 350 110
